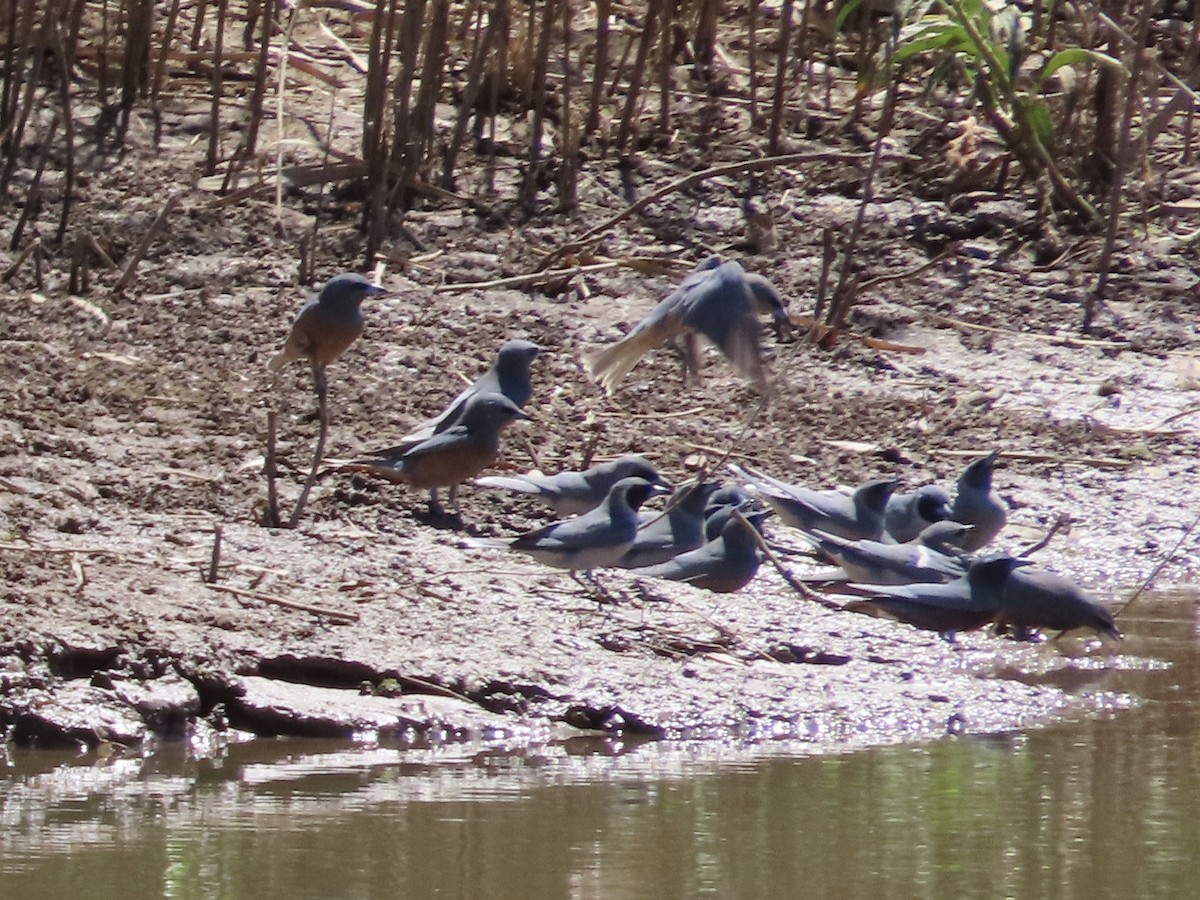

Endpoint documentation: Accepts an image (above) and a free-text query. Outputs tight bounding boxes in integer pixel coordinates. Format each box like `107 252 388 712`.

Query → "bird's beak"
648 483 672 498
369 285 398 299
516 410 536 423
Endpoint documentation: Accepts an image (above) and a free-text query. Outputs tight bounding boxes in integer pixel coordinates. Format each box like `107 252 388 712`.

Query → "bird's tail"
474 474 542 495
583 331 659 393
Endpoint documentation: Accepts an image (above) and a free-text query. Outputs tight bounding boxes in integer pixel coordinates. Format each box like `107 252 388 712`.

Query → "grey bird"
616 481 719 569
848 556 1029 635
800 522 972 585
884 485 952 544
703 485 771 541
337 392 528 517
583 257 789 394
399 339 542 449
731 464 899 541
950 451 1007 551
475 455 667 517
474 477 671 572
997 567 1122 640
632 516 763 593
268 273 390 376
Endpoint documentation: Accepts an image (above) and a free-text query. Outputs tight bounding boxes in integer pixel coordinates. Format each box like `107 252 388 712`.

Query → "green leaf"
835 0 866 33
1019 97 1055 149
1040 47 1129 83
894 21 976 65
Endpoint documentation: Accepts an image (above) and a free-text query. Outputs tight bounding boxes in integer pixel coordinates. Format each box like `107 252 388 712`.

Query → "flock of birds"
268 262 1122 644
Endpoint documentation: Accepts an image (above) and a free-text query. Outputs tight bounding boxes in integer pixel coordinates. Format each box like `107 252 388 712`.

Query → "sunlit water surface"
1 593 1198 899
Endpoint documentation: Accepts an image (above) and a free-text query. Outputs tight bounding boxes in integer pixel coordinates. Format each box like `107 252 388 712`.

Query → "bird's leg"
427 488 446 519
572 569 618 607
681 332 704 387
448 483 464 518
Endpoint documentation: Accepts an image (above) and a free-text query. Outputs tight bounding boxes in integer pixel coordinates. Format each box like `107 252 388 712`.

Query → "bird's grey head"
612 456 665 486
610 476 670 512
318 273 388 309
914 485 952 522
744 274 789 321
855 478 901 514
460 391 528 428
959 451 1000 491
917 520 973 550
495 339 542 371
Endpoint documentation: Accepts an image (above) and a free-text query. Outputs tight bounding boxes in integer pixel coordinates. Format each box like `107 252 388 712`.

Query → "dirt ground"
1 23 1199 753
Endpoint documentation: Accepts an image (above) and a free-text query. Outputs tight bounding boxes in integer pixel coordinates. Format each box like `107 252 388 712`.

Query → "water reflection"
0 593 1197 899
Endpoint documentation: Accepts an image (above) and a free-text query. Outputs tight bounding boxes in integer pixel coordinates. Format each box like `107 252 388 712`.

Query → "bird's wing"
399 424 475 460
583 290 690 391
680 264 767 388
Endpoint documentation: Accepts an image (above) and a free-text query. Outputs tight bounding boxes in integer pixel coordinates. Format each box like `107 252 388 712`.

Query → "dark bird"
268 273 389 378
997 567 1122 640
474 477 670 573
616 481 719 569
475 455 667 517
800 523 971 585
848 556 1029 636
731 464 898 541
884 485 952 544
631 516 763 593
583 257 789 394
951 451 1008 551
337 392 527 517
399 339 542 449
703 484 771 541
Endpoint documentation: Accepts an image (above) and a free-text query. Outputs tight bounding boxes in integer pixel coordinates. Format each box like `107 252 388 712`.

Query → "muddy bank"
3 53 1199 754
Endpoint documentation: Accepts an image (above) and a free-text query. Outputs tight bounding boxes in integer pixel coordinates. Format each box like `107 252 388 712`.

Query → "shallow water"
1 593 1197 900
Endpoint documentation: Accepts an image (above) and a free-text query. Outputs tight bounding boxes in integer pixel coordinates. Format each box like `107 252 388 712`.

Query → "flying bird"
269 273 390 381
583 257 789 394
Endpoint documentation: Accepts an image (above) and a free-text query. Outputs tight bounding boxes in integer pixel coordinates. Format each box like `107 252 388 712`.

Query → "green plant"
891 0 1127 221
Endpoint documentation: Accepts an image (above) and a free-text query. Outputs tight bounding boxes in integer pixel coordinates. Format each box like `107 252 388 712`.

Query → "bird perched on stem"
336 392 528 519
583 256 789 394
268 272 390 389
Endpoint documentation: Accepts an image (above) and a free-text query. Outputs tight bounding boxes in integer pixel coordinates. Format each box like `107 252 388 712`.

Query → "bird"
583 257 789 394
474 455 667 517
474 477 671 574
703 485 771 541
996 566 1122 640
398 339 542 450
884 485 952 544
799 522 972 585
631 516 763 593
616 481 719 569
847 556 1030 636
268 273 390 380
731 464 899 541
335 392 528 517
950 451 1007 551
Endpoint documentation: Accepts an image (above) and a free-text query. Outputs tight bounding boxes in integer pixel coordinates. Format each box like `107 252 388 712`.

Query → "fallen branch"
1016 513 1070 558
732 509 845 612
1115 509 1200 618
205 582 360 622
930 448 1136 469
538 150 876 271
112 193 181 295
924 312 1129 349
